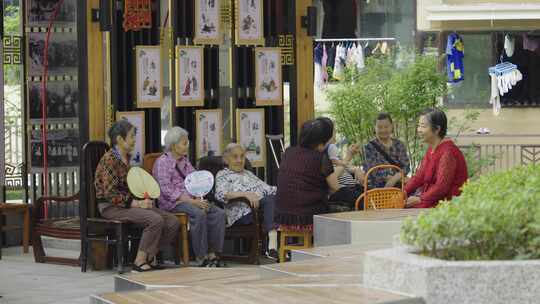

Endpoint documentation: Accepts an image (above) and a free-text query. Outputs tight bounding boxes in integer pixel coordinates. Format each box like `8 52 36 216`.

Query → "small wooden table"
0 203 30 259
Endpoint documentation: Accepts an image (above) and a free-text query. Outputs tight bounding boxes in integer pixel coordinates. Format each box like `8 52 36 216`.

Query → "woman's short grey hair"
109 119 136 146
164 127 189 151
223 143 245 156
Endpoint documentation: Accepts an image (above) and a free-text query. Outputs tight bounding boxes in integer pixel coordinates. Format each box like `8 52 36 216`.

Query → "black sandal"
147 257 165 270
210 258 227 268
132 262 154 273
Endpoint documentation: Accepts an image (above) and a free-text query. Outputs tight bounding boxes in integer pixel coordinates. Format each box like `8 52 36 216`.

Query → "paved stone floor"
0 246 273 304
0 247 113 304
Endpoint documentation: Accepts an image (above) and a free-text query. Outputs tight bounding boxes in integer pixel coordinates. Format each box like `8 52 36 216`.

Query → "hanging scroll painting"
236 108 266 167
195 109 223 159
235 0 264 45
255 47 282 106
116 111 146 166
135 46 162 108
176 46 205 107
194 0 222 45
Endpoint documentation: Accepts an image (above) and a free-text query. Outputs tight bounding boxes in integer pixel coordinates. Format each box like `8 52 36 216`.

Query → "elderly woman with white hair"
153 127 226 267
214 143 278 259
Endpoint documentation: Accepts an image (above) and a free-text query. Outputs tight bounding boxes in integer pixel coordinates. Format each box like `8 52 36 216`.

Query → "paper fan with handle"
127 167 161 199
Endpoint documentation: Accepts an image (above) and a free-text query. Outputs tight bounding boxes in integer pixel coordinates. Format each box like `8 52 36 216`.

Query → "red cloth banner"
123 0 152 32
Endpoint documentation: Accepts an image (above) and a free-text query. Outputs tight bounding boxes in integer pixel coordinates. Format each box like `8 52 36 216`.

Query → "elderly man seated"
94 120 179 272
214 143 278 259
153 127 227 267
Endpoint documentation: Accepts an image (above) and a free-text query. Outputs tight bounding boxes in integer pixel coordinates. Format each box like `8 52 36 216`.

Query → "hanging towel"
446 33 465 83
355 44 365 70
504 34 515 57
489 74 501 116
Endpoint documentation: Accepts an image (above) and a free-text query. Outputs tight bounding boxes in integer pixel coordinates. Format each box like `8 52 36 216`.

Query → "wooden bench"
0 203 29 260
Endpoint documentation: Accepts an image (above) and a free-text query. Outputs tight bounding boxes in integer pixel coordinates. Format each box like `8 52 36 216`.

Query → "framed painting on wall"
236 108 266 167
176 46 205 107
135 46 162 108
27 32 78 77
235 0 264 46
27 0 77 27
255 47 282 106
116 111 145 166
194 0 222 45
195 109 223 159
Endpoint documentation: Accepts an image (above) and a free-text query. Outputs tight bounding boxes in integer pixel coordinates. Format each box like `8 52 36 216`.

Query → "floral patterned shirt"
215 168 277 227
363 138 410 188
94 148 133 212
153 153 195 211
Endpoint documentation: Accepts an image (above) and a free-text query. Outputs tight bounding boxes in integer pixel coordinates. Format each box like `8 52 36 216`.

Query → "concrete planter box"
363 247 540 304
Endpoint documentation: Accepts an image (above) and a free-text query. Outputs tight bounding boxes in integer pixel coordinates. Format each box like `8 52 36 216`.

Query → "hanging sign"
123 0 153 32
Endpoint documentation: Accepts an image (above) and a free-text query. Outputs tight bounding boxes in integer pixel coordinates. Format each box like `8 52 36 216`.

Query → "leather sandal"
132 262 154 273
147 257 165 270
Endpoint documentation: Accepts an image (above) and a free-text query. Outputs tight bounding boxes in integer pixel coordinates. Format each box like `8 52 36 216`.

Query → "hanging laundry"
446 32 464 83
333 43 347 80
489 74 501 116
523 34 540 52
488 62 523 115
504 34 515 57
314 43 324 88
322 44 329 85
354 43 365 70
326 44 336 71
346 43 356 67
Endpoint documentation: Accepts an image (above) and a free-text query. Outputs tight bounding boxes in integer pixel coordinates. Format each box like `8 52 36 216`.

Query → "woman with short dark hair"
363 112 410 189
405 109 468 208
275 118 342 227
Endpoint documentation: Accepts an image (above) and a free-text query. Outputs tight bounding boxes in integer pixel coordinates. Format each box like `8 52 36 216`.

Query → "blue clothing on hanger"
314 43 323 65
446 33 464 83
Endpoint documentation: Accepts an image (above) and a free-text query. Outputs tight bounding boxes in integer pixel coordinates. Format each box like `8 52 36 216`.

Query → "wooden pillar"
295 0 314 133
87 0 106 141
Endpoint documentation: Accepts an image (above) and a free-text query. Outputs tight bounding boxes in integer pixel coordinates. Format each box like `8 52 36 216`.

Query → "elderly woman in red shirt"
405 109 468 208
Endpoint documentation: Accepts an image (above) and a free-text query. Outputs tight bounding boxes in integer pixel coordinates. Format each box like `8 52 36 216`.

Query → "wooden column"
295 0 314 133
87 0 106 141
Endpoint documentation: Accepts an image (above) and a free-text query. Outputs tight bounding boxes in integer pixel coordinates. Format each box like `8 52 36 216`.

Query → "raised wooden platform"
92 285 420 304
313 209 422 247
92 225 427 303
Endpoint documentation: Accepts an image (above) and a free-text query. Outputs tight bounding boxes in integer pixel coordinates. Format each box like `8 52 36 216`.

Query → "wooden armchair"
80 141 137 273
142 153 190 266
198 156 263 265
355 165 406 211
32 194 80 266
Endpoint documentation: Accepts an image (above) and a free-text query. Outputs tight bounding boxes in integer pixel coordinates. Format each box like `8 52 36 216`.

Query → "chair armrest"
87 217 126 224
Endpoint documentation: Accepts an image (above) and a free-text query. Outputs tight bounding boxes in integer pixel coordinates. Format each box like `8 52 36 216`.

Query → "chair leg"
23 206 30 253
32 230 46 263
173 236 181 265
116 225 125 274
81 239 88 272
278 232 286 263
180 224 189 266
304 232 312 247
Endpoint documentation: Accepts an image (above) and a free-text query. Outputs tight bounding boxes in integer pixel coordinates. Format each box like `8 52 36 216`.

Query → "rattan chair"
354 164 406 210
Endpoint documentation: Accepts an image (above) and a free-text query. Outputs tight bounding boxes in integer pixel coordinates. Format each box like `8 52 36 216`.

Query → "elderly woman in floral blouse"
214 143 278 259
153 127 226 267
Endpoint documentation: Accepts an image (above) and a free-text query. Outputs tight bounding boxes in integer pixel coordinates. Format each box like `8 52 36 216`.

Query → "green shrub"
401 165 540 260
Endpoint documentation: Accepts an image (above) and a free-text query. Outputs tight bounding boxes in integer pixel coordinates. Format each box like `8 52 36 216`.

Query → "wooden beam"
295 0 314 133
87 0 106 141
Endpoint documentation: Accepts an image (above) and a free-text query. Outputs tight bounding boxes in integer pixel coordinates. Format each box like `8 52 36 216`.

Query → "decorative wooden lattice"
278 34 294 65
5 163 23 190
3 36 22 65
123 0 152 32
521 145 540 166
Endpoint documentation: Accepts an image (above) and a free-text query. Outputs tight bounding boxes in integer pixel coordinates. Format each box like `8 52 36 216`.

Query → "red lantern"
123 0 153 32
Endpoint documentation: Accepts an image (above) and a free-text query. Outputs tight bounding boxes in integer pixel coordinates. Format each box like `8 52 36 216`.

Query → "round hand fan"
184 170 214 198
127 167 161 199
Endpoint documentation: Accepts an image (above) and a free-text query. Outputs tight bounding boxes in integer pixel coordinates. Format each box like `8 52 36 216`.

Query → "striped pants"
101 206 180 257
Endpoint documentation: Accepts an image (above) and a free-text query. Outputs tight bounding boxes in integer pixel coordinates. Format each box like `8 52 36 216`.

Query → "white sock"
268 230 278 250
